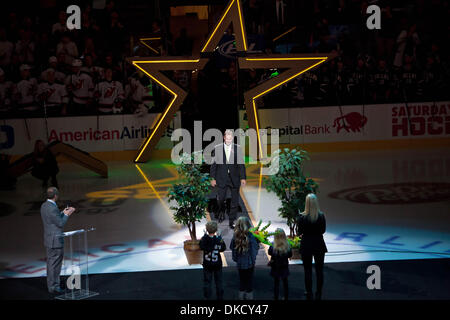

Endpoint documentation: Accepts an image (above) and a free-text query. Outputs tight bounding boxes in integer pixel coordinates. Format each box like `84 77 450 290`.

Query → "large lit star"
129 57 208 162
128 0 333 162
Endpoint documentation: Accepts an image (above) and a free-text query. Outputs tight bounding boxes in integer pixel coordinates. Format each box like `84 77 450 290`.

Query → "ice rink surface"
0 147 449 279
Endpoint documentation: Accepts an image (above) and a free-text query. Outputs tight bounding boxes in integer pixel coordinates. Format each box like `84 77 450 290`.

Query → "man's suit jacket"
40 200 69 249
210 143 246 188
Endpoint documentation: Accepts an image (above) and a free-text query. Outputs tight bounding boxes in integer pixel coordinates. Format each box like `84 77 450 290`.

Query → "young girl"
268 228 292 300
230 216 259 300
199 221 226 300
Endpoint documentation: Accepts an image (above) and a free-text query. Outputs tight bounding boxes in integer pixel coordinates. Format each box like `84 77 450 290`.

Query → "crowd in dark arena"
0 0 448 120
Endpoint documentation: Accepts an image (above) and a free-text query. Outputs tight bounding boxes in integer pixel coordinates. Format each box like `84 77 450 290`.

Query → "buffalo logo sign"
333 112 368 133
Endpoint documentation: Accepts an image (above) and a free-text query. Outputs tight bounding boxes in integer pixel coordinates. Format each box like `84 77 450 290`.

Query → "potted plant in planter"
167 151 211 264
263 148 319 259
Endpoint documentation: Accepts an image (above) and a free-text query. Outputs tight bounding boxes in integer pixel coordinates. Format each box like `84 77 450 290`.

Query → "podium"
55 228 99 300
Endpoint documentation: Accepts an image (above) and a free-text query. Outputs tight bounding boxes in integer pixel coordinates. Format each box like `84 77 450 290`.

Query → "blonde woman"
297 193 327 300
268 228 292 300
230 216 259 300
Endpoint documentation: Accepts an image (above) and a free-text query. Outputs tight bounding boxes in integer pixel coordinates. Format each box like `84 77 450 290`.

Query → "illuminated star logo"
128 0 333 163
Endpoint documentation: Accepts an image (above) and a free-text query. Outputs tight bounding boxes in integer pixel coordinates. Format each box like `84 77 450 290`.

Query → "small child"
268 228 292 300
199 220 226 300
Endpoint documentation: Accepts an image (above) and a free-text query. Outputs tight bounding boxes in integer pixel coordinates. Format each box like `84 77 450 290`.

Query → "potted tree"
167 152 211 264
263 148 319 259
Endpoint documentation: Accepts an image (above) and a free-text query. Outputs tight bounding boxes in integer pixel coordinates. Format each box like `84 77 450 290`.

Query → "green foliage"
249 219 302 249
249 220 273 245
263 147 319 237
167 152 211 240
288 236 302 249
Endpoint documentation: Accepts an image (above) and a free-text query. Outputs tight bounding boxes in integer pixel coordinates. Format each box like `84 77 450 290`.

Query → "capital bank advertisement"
0 112 181 154
239 101 450 144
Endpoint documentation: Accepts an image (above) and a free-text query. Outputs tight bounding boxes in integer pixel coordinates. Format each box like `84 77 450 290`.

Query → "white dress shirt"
224 143 232 163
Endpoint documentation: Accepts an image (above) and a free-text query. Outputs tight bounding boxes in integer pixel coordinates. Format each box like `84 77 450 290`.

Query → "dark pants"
46 247 64 292
238 267 254 292
203 267 223 300
274 277 289 300
217 174 239 225
301 252 325 295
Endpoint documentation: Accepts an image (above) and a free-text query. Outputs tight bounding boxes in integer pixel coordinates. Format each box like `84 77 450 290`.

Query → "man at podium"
40 187 75 294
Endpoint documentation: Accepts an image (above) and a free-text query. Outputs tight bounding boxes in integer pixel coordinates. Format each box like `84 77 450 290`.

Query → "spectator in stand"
80 9 100 41
174 28 192 56
98 0 117 30
376 5 395 59
103 53 122 76
6 12 20 43
0 28 14 68
263 0 288 38
332 57 349 105
35 32 54 67
245 0 263 34
42 56 66 84
22 16 36 38
300 70 319 106
81 37 98 63
4 52 21 83
94 68 124 114
125 74 146 114
244 68 260 90
400 54 419 102
0 68 14 115
317 62 333 106
393 22 420 69
52 10 68 37
65 59 94 115
106 11 125 59
56 52 71 75
56 33 79 66
372 57 392 103
82 54 104 84
37 68 68 117
151 20 162 37
347 55 368 104
15 28 35 65
421 55 443 101
14 64 39 116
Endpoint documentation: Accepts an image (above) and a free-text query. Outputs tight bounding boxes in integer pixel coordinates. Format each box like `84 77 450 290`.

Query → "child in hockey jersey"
199 221 226 300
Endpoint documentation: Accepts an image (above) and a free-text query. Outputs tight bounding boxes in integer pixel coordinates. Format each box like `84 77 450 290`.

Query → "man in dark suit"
40 187 75 293
210 129 246 229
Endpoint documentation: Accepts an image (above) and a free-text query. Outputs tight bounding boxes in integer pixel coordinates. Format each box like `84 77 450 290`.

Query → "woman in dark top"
297 193 327 300
268 228 292 300
31 140 59 188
